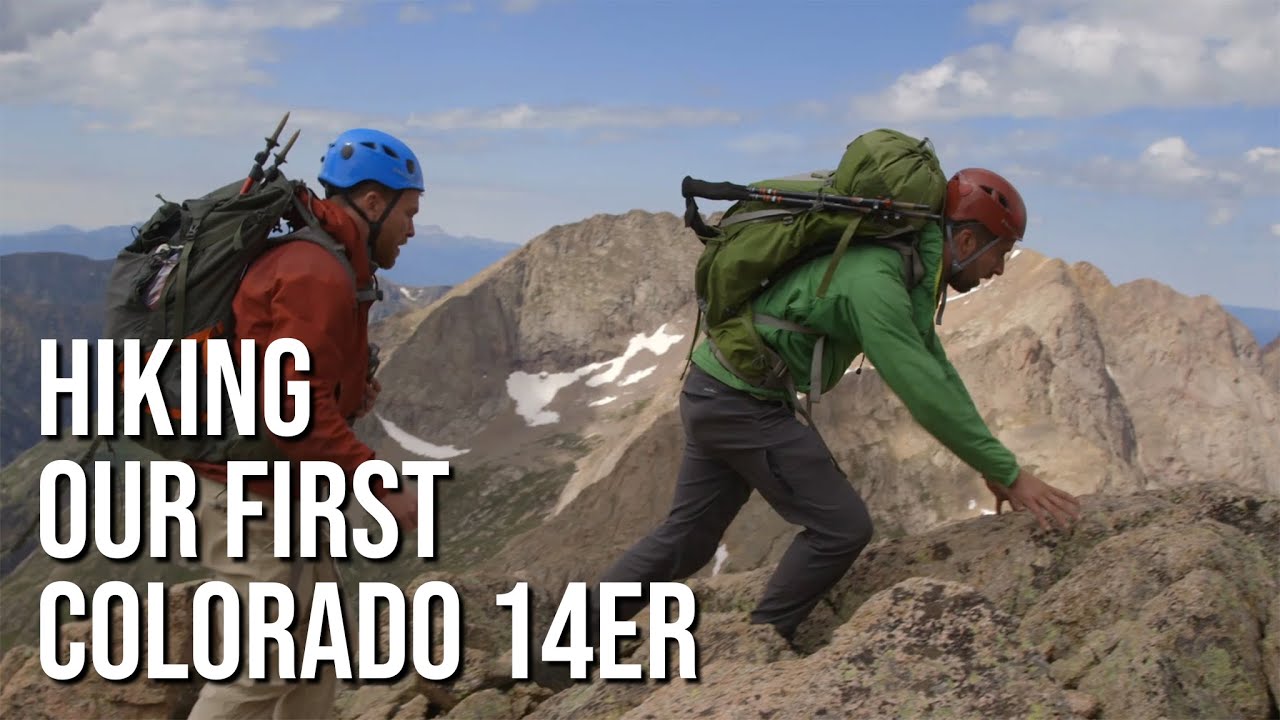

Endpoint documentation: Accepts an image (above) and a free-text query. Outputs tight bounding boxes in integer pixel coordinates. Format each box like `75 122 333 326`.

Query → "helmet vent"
381 145 400 159
980 184 1010 209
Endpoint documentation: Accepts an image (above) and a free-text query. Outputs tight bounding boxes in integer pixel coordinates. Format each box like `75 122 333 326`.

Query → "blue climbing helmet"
318 128 424 192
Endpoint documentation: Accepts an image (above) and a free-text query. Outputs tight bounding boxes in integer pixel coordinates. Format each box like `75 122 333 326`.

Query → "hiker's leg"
276 525 340 719
597 439 750 621
187 476 338 720
595 377 752 622
724 407 874 640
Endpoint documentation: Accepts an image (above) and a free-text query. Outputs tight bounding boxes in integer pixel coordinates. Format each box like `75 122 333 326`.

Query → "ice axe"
238 111 290 195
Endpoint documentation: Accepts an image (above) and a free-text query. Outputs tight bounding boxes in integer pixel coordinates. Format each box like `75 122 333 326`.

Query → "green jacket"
691 222 1021 487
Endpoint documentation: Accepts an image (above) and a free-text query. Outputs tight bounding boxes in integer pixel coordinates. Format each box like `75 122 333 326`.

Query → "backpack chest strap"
355 283 381 304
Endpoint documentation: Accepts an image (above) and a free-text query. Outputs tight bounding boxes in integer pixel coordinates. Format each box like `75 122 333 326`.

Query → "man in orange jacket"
187 128 423 720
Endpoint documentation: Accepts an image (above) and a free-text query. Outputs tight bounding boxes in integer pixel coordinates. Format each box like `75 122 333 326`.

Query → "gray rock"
625 578 1079 720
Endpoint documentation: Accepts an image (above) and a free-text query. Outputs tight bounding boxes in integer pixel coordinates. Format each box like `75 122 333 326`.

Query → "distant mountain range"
0 218 508 466
0 224 133 260
8 224 1274 342
0 223 1276 471
1224 305 1280 347
0 222 520 290
381 224 521 287
0 253 115 468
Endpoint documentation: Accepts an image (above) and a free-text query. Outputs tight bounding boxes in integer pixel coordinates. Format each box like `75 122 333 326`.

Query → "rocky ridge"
2 483 1275 719
2 208 1278 719
480 242 1279 589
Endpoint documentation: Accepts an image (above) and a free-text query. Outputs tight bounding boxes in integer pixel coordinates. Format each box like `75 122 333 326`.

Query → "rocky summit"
2 208 1278 719
2 483 1275 719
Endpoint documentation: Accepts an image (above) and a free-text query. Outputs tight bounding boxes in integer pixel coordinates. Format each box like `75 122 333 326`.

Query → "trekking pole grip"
682 176 753 202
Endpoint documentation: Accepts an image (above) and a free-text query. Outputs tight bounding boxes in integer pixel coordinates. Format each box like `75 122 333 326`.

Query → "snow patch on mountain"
507 324 684 426
376 413 470 459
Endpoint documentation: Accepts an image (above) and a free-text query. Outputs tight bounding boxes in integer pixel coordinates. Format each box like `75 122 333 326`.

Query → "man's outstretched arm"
924 330 1081 529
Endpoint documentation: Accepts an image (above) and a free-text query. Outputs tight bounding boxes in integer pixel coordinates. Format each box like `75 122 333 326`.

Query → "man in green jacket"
595 167 1081 644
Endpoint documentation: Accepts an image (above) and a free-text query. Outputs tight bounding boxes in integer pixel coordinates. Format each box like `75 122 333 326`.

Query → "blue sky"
1 0 1277 307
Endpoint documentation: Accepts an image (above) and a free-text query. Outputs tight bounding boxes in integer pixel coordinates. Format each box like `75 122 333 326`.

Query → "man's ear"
357 188 386 217
955 226 979 257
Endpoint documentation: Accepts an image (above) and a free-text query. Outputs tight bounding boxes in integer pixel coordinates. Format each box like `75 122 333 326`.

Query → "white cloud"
0 1 738 143
1080 137 1266 192
1140 137 1211 183
0 0 104 51
406 104 739 132
856 0 1279 121
502 0 540 12
398 1 479 23
727 132 805 155
397 4 433 23
1058 135 1277 226
966 0 1023 24
793 100 832 119
1245 146 1280 174
0 0 347 134
1270 223 1280 238
1209 207 1236 226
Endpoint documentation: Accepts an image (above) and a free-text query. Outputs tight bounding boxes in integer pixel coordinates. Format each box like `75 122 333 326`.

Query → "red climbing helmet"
944 168 1027 242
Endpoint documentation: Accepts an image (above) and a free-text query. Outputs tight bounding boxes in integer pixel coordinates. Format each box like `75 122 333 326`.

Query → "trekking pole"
239 112 290 195
681 176 941 220
262 128 301 184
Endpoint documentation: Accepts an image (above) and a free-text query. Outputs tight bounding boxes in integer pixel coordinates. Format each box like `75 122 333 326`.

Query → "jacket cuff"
992 463 1020 488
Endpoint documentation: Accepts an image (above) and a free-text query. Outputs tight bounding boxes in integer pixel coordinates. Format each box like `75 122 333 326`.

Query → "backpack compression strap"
754 314 826 413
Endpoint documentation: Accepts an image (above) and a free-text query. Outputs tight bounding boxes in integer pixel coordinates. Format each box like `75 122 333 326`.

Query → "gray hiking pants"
597 365 873 640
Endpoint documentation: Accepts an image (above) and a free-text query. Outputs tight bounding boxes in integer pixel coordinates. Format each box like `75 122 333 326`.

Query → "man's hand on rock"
1003 469 1082 532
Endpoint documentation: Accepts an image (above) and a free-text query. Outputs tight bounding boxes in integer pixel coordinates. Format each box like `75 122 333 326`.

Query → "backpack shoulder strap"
282 223 382 305
755 313 826 410
879 232 925 290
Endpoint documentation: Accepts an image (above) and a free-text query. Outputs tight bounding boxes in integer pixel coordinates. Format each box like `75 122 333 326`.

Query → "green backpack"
681 128 947 402
99 168 380 464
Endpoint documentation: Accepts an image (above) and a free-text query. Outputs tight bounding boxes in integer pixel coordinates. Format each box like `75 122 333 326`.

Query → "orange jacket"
191 193 388 500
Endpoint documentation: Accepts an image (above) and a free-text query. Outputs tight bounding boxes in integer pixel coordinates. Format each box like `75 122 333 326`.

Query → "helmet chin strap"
945 222 1006 278
937 223 1008 327
343 189 404 271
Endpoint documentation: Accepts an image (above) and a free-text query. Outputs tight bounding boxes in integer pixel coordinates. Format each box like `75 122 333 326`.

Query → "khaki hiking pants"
187 475 342 720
